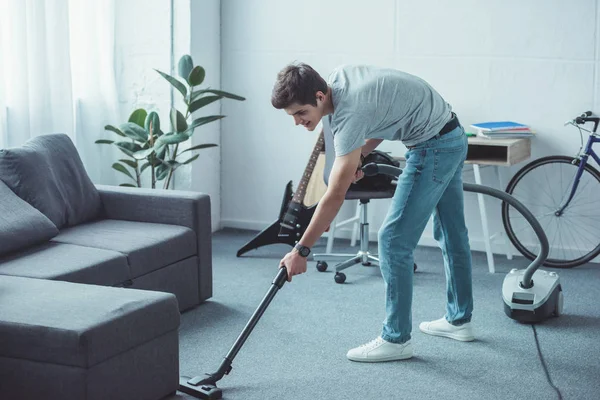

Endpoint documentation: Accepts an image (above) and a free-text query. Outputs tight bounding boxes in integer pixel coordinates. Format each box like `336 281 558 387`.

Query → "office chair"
313 118 406 284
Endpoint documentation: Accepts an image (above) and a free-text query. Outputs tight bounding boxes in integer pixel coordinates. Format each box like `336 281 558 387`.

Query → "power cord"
531 325 563 400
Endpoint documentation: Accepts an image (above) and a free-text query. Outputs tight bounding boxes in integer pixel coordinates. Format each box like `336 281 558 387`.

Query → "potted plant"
96 54 245 189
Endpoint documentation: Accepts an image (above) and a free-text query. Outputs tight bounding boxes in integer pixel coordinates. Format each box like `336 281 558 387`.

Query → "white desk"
465 136 531 273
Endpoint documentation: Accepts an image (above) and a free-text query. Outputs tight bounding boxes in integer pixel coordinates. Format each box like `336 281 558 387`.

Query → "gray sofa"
0 133 213 399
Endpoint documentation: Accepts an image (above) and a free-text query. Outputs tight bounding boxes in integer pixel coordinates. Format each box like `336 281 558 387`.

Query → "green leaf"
180 143 218 154
112 163 136 182
95 139 114 144
104 124 126 137
178 55 194 82
119 183 137 187
191 89 245 101
119 122 148 142
156 144 167 160
156 164 170 181
155 132 189 146
145 111 160 135
182 154 200 165
155 69 187 98
170 109 188 132
188 65 206 86
185 115 225 135
115 141 143 157
140 162 151 174
128 109 147 128
132 148 155 160
188 95 222 113
119 159 138 168
167 160 181 169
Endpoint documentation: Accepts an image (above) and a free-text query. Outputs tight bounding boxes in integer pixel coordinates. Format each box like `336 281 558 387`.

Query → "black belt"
439 112 460 136
407 113 460 149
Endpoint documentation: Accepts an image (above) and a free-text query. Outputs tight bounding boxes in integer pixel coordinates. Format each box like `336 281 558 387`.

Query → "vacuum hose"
362 163 549 288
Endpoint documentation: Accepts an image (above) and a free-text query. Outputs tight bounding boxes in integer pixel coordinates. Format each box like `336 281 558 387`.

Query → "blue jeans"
378 126 473 344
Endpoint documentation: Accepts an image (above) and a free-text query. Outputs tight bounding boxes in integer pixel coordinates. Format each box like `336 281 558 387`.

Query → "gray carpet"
170 228 600 400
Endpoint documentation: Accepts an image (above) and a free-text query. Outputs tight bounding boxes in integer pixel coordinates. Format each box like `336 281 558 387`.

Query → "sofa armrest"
95 184 212 301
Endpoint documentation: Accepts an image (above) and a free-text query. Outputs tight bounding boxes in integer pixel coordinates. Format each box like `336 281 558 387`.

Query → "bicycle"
501 111 600 268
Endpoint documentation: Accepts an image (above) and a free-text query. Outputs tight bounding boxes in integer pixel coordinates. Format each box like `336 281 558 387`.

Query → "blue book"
471 121 529 132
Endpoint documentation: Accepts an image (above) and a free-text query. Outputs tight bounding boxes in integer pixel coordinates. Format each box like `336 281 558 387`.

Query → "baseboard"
220 219 514 256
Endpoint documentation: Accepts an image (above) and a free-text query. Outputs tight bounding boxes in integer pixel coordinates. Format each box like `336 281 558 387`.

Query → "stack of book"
470 121 534 139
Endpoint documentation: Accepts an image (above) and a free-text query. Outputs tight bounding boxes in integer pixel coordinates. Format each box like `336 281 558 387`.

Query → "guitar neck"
292 130 325 204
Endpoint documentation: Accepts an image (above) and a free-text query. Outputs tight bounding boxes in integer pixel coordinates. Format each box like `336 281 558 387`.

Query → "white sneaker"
346 337 413 362
419 317 474 342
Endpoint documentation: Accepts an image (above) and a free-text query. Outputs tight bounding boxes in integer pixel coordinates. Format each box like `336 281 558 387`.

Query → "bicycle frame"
557 131 600 214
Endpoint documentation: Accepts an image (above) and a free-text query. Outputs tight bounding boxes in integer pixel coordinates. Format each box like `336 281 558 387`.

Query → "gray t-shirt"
327 65 452 156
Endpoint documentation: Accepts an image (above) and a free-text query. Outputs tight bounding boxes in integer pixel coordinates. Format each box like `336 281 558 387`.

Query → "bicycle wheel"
502 155 600 268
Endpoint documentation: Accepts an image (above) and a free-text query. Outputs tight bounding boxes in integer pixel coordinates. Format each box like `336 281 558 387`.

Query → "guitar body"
278 197 317 244
237 131 325 257
236 182 317 257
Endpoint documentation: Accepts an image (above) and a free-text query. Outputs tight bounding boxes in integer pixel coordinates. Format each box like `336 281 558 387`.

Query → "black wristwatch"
294 243 311 257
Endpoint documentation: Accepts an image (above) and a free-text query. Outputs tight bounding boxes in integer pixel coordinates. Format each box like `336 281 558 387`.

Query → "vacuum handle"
274 266 288 288
182 266 290 391
208 265 288 381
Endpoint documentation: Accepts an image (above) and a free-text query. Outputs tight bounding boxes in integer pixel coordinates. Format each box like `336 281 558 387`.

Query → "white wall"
114 0 171 132
220 0 599 253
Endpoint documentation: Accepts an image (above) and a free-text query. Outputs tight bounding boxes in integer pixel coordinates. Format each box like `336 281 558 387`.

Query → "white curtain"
0 0 120 184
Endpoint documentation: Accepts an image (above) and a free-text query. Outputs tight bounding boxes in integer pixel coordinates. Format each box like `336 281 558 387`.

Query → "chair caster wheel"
334 272 346 284
316 261 328 272
414 263 417 272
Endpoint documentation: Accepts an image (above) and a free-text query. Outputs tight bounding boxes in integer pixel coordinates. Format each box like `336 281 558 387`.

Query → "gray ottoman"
0 275 180 400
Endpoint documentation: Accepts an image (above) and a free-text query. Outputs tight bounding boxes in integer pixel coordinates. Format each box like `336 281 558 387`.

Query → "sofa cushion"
0 275 180 368
0 180 59 256
0 242 129 286
0 133 102 229
51 219 197 278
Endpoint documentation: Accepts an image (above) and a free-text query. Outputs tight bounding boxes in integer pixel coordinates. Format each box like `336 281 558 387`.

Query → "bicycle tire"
502 155 600 268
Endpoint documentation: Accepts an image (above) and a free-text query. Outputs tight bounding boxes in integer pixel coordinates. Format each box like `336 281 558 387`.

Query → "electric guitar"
236 131 325 257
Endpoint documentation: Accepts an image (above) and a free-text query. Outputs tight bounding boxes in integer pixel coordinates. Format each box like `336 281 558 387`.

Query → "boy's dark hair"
271 62 328 109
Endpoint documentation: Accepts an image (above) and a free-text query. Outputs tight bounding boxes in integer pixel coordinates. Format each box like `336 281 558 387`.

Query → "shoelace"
360 337 385 348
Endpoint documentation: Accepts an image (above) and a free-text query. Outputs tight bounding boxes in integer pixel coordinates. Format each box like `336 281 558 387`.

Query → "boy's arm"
297 147 362 248
300 137 381 247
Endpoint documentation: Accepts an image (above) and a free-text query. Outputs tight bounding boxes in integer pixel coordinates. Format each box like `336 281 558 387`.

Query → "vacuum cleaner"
179 267 288 399
363 163 562 323
466 181 561 322
180 162 561 399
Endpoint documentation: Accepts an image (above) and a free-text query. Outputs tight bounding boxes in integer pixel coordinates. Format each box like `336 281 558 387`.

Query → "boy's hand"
354 169 364 183
354 153 366 183
352 154 365 183
279 250 307 282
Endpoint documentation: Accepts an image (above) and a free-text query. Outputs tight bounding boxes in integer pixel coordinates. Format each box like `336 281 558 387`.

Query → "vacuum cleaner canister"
502 269 563 323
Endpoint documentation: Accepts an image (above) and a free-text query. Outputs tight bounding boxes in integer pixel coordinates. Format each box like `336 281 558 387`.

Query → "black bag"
350 150 400 192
